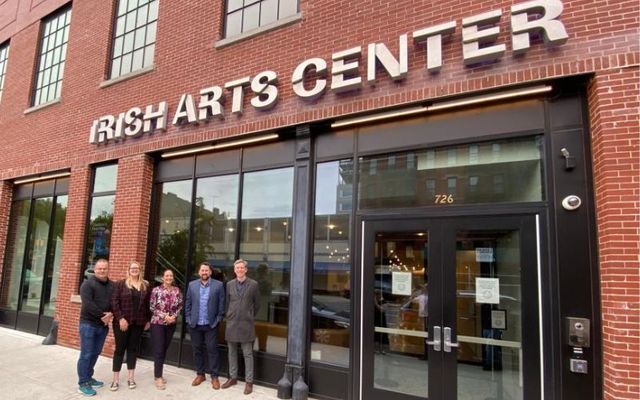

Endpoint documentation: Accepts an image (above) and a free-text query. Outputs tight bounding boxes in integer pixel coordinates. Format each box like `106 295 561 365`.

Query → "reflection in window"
148 179 193 339
81 164 117 286
194 174 238 279
21 197 54 313
239 167 294 356
0 178 67 318
0 200 31 310
43 196 67 316
33 6 71 106
311 160 353 366
224 0 298 38
110 0 158 79
359 136 544 208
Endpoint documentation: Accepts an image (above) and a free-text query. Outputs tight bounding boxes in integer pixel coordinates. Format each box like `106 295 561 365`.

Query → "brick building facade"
0 1 638 399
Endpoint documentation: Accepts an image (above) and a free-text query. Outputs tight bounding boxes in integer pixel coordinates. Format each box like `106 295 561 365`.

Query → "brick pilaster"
56 166 92 349
588 68 640 400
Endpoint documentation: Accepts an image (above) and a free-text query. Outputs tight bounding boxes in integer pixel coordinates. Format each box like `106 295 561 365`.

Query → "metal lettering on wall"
89 0 568 144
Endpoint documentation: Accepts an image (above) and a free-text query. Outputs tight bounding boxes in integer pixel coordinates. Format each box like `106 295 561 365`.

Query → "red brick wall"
588 68 640 400
108 154 154 281
55 166 91 350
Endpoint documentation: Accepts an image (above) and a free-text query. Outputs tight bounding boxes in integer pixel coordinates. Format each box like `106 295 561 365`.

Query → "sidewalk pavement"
0 327 288 400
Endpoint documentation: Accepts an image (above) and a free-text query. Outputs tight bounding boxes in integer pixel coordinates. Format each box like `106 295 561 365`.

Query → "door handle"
443 327 459 352
426 325 441 352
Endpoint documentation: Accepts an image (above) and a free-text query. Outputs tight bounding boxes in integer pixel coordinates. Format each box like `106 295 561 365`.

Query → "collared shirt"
197 280 211 326
236 278 247 298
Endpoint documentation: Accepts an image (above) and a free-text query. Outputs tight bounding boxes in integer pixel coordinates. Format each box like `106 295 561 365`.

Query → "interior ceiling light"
162 133 279 158
426 85 552 112
330 106 427 128
330 84 552 129
14 171 71 185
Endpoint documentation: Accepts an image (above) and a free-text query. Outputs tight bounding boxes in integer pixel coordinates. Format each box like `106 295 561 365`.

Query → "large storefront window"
0 177 68 330
240 167 294 356
148 155 294 358
81 164 117 284
194 174 239 279
311 160 353 366
0 200 31 310
358 137 544 209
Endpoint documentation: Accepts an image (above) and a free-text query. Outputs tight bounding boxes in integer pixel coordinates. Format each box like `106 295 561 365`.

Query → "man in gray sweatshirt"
76 259 113 396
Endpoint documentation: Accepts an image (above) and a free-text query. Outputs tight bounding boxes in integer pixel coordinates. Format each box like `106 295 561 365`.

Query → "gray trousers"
228 341 254 382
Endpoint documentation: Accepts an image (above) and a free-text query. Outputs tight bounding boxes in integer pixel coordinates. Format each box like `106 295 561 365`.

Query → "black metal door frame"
357 214 542 400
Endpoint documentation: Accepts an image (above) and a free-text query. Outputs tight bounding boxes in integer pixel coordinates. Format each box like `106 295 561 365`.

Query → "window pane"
279 0 298 18
131 48 144 71
0 200 31 310
0 42 8 100
225 11 242 37
260 0 278 26
242 3 260 32
358 136 544 208
20 197 54 313
227 0 243 12
194 174 239 279
137 4 149 27
134 27 146 49
82 196 114 283
148 0 159 21
125 11 136 32
148 180 193 339
113 36 124 57
42 195 68 315
146 21 157 43
120 53 132 74
116 16 126 36
311 160 353 366
240 167 294 356
94 164 118 193
111 58 122 78
123 31 135 53
143 44 155 67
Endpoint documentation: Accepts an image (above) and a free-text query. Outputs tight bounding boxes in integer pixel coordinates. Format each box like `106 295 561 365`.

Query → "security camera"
562 195 582 211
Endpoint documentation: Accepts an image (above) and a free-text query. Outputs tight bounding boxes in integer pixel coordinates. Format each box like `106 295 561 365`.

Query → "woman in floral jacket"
149 268 183 390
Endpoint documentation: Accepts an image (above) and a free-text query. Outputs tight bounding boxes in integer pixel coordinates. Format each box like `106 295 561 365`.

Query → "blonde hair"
125 261 149 291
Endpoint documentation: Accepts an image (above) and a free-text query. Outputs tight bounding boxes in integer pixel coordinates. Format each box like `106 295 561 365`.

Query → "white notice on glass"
476 247 495 262
392 271 412 295
475 277 500 304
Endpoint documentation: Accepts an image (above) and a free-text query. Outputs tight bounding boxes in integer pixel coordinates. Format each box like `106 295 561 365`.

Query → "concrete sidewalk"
0 327 287 399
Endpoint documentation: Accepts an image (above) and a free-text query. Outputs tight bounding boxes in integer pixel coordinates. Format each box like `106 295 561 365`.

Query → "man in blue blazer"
185 262 225 389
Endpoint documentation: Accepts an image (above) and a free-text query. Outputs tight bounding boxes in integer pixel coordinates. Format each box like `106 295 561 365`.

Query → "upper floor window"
110 0 158 79
33 6 71 106
224 0 297 38
0 42 9 101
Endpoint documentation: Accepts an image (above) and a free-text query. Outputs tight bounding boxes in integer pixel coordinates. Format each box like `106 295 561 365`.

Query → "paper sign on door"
392 271 412 295
475 277 500 304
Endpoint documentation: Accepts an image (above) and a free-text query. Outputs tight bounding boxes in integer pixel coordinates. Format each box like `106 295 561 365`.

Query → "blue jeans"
77 322 109 385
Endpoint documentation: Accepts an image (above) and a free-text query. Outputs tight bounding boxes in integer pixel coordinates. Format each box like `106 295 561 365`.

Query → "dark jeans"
112 323 144 372
150 323 176 378
189 325 219 377
77 322 109 385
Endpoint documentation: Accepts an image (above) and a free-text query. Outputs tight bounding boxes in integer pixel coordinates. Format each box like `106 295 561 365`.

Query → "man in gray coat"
221 259 260 395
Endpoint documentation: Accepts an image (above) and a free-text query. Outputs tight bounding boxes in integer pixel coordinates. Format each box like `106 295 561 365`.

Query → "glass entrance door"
360 216 540 400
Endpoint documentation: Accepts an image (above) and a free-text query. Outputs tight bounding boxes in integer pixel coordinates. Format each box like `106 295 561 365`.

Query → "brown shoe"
211 377 221 390
221 378 237 389
192 374 206 386
244 382 253 395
